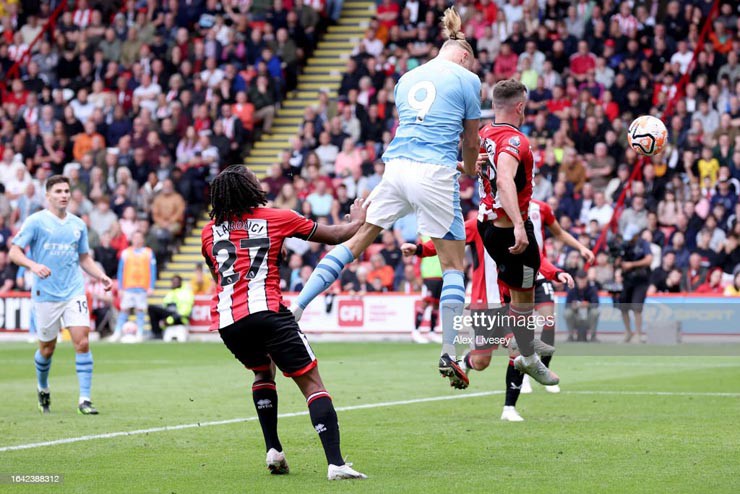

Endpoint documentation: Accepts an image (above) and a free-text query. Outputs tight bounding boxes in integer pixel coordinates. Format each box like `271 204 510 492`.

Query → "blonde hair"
440 7 473 56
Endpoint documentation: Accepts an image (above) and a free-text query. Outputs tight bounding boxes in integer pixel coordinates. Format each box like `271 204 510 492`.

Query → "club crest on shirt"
73 229 82 240
508 136 521 147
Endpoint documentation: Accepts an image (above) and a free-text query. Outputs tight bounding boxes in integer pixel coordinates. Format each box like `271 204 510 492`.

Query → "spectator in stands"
368 253 394 291
0 250 17 292
379 231 402 271
93 231 118 280
695 267 725 294
190 262 213 296
587 191 614 227
619 195 649 236
350 265 374 295
682 253 707 292
151 178 186 238
88 196 118 238
724 271 740 296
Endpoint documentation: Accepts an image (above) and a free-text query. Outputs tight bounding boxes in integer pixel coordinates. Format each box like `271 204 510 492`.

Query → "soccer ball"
628 115 667 156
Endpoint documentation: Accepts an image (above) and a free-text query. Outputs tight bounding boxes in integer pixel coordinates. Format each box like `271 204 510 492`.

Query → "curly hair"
209 165 267 224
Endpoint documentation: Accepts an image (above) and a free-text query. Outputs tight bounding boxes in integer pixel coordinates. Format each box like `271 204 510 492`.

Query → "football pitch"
1 341 739 494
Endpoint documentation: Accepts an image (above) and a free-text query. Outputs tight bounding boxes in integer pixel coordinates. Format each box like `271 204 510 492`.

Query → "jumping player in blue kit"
290 8 481 387
10 175 113 415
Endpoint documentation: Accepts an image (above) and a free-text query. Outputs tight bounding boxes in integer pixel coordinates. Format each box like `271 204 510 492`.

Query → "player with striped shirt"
477 79 557 386
290 8 481 387
10 175 112 415
201 165 368 480
403 218 574 420
521 199 594 394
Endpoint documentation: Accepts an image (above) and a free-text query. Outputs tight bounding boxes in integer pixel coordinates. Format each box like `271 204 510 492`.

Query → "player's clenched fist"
31 262 52 279
401 243 418 257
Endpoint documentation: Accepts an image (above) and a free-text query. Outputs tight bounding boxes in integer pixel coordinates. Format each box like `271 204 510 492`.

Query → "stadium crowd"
1 0 740 310
0 0 329 302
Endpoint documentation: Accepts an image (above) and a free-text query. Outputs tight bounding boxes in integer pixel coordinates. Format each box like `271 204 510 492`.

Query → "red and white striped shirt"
201 208 317 330
420 218 561 308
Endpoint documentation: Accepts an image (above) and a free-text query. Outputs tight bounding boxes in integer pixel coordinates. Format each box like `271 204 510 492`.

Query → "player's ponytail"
440 7 473 59
441 7 465 41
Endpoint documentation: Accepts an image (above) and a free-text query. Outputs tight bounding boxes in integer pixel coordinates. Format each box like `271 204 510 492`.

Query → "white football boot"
500 406 524 422
328 463 367 480
266 448 289 475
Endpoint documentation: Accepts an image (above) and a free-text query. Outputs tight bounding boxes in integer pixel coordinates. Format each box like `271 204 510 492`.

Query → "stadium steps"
148 1 376 305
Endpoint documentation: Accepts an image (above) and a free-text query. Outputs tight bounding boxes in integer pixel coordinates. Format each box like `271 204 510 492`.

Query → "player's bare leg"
293 368 367 480
634 311 645 343
622 310 634 343
290 223 382 321
69 325 97 415
35 339 56 414
252 363 288 474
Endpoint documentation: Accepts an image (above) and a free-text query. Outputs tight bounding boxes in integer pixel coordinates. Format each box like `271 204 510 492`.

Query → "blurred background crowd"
0 0 739 304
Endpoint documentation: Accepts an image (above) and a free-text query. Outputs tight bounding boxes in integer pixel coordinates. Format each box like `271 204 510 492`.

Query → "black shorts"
218 306 316 377
478 219 541 291
534 279 555 307
423 278 443 303
620 281 649 312
470 307 511 354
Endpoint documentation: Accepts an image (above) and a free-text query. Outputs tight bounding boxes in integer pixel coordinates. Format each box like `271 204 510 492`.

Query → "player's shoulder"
443 60 481 88
24 209 47 225
531 198 555 220
67 212 86 228
262 207 308 221
530 198 550 212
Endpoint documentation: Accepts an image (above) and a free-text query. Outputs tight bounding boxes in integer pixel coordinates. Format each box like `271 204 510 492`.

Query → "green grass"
1 342 739 494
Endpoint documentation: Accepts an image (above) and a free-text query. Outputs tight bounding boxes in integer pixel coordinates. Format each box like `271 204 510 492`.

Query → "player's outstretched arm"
309 198 370 245
548 220 595 264
79 253 113 291
8 245 51 279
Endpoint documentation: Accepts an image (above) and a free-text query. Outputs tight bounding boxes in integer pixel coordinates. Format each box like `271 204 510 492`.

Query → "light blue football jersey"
382 58 481 167
12 210 89 302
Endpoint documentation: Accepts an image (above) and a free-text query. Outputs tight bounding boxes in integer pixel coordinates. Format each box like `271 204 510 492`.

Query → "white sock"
522 354 539 366
441 343 456 361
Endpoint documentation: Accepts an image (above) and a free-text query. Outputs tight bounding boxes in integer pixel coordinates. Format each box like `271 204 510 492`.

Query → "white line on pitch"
568 390 740 397
1 389 738 453
0 391 501 453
